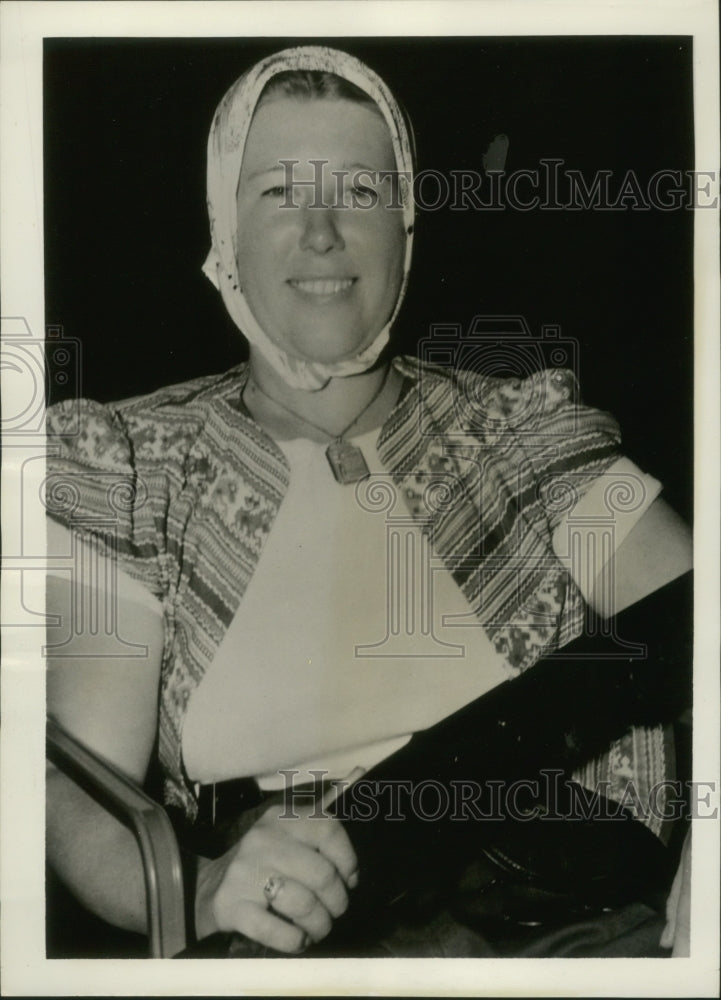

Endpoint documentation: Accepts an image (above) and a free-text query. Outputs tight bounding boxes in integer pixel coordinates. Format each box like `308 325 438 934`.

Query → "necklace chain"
246 365 392 443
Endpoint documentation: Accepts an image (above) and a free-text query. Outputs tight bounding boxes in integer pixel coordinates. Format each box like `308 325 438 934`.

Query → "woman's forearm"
326 570 692 922
46 768 150 934
45 577 166 936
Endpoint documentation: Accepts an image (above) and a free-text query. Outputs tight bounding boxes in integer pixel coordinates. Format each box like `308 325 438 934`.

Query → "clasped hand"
194 800 358 953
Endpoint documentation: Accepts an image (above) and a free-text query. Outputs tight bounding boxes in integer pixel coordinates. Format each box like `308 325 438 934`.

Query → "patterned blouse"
45 356 667 829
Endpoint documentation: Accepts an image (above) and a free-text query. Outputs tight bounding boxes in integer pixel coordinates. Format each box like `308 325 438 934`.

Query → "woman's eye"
347 182 379 208
262 185 290 198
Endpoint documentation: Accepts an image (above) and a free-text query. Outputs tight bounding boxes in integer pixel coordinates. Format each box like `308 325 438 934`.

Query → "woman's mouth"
288 278 355 296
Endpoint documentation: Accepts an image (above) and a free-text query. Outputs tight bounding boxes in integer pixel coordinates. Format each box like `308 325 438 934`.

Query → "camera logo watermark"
349 316 654 659
2 318 149 654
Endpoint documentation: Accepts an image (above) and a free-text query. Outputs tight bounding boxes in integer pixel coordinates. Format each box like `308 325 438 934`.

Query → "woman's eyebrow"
248 161 387 178
342 161 389 173
245 164 287 181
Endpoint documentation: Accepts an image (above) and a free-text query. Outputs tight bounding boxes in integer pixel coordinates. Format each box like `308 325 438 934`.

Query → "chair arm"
46 716 187 958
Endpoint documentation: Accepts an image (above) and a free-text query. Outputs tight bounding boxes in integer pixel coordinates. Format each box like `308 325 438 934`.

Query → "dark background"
44 36 694 521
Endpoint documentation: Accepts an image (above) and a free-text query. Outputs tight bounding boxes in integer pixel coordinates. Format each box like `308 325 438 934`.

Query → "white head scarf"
203 46 415 391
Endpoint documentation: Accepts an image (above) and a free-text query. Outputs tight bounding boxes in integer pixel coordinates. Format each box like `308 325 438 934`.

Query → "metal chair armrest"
46 715 187 958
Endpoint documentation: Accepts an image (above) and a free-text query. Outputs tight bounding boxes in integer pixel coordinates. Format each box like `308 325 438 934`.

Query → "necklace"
246 366 392 484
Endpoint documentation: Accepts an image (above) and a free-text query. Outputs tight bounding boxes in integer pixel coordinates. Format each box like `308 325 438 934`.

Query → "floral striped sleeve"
482 367 623 534
45 397 167 602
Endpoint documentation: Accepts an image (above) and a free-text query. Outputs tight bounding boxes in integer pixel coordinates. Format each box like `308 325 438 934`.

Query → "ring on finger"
263 874 286 906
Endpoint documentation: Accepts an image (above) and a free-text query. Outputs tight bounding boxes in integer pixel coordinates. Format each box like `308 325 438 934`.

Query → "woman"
45 45 692 957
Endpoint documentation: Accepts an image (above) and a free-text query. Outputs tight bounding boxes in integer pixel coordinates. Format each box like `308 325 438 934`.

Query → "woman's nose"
298 207 345 254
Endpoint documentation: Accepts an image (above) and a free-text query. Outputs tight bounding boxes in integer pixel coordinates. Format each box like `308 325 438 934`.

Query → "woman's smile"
287 276 357 299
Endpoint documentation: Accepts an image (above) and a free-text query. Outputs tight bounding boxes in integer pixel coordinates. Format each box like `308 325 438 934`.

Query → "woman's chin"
277 331 380 367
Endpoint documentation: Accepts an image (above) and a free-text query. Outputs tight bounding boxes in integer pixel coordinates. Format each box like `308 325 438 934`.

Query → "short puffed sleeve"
478 368 623 533
45 397 167 602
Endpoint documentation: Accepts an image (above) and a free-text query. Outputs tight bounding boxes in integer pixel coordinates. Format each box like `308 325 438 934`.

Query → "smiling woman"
202 50 415 394
45 43 692 959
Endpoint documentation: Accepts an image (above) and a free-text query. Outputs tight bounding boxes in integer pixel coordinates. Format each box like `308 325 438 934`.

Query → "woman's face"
235 96 405 365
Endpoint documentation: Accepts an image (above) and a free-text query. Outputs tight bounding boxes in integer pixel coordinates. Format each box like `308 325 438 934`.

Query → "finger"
660 830 692 950
671 893 690 958
660 871 681 947
312 816 359 887
659 919 675 950
672 848 691 958
285 813 359 888
257 831 350 918
266 876 334 943
321 767 365 810
226 901 309 954
282 840 349 919
660 890 679 948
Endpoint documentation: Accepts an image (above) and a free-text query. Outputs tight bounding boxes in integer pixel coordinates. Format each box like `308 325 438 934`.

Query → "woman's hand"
660 827 691 956
194 800 358 953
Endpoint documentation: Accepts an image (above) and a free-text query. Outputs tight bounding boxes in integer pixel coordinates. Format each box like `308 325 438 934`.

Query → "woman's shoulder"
395 354 619 438
46 364 248 468
112 363 247 415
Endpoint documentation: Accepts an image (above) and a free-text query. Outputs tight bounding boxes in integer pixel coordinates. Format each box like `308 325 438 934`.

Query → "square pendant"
326 440 370 484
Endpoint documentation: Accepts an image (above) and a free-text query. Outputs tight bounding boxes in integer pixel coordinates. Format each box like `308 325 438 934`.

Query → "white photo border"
1 1 719 996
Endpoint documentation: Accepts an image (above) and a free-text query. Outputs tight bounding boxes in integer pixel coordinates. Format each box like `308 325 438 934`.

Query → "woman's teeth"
289 278 354 295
